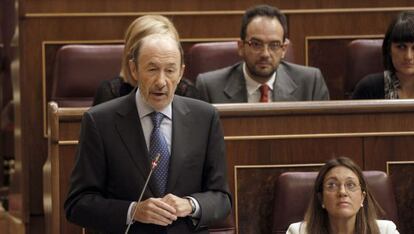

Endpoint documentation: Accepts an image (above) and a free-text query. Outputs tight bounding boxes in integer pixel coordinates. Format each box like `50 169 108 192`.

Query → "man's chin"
251 70 274 80
147 98 172 111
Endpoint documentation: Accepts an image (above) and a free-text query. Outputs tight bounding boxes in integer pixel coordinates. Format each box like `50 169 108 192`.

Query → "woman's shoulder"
286 222 306 234
358 72 385 85
376 220 399 234
352 72 385 99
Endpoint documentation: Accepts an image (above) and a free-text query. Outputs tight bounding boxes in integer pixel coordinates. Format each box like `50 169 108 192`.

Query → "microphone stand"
124 154 160 234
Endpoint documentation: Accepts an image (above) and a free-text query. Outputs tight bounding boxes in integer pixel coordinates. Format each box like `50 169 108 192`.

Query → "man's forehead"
250 16 280 25
139 51 180 68
247 17 283 33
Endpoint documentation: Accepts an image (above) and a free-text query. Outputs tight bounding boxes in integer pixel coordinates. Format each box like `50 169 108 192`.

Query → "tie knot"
150 112 164 128
259 85 269 102
260 84 269 93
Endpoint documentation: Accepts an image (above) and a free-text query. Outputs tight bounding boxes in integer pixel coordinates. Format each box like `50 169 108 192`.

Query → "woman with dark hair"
287 157 399 234
353 11 414 99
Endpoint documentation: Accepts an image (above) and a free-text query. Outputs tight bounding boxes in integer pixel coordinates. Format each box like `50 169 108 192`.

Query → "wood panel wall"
12 1 414 233
45 100 414 234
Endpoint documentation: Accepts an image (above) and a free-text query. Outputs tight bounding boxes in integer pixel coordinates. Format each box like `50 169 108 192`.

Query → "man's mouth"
151 91 167 96
256 61 271 66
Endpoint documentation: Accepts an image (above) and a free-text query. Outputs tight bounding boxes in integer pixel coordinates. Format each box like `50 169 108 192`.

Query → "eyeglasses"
323 180 361 193
244 39 285 53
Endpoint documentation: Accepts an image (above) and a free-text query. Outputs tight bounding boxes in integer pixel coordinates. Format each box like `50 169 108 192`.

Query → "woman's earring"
322 204 325 208
361 203 364 207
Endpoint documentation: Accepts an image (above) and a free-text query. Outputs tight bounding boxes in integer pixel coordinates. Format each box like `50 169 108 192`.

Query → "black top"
92 76 133 106
93 76 200 106
352 73 385 99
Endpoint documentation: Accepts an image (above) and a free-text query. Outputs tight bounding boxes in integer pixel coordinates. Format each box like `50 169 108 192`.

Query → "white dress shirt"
243 63 276 103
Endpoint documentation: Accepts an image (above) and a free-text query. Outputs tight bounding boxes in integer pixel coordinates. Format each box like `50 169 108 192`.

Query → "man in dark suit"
196 5 329 103
64 33 231 234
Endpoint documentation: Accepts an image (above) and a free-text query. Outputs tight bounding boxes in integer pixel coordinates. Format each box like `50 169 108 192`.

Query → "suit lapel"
273 62 298 101
223 63 248 102
167 96 191 192
115 91 158 196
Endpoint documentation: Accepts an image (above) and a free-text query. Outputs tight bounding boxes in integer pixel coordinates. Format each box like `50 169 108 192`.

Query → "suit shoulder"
281 61 320 73
88 93 130 116
280 61 323 84
197 63 242 83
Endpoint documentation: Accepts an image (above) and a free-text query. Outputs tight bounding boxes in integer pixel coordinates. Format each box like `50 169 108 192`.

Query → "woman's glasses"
324 180 361 192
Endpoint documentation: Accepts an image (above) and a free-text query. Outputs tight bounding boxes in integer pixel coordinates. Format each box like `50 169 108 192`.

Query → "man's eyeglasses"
244 39 285 52
323 180 361 193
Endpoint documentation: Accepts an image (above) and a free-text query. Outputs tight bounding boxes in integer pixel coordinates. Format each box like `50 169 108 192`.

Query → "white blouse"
286 220 399 234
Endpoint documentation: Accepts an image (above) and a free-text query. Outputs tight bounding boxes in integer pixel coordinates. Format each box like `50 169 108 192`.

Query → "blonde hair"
121 15 179 86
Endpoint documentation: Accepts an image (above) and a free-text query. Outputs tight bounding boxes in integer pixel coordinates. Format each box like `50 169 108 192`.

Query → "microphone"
124 154 160 234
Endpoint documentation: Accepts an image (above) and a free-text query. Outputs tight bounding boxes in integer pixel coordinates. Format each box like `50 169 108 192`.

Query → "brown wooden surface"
12 1 414 233
43 103 85 234
44 100 414 234
308 39 354 100
217 101 414 233
20 0 414 13
388 162 414 233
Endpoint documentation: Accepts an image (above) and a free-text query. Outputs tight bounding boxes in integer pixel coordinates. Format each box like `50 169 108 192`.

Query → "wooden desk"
44 100 414 234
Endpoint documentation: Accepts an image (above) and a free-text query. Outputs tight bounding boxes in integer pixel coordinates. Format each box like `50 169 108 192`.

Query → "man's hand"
162 193 193 217
133 197 177 226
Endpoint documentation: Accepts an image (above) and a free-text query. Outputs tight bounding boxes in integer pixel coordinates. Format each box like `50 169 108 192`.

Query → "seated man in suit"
64 32 231 233
196 5 330 103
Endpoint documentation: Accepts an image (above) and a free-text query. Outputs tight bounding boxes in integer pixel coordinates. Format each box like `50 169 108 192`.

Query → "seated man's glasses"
244 39 285 53
323 180 361 193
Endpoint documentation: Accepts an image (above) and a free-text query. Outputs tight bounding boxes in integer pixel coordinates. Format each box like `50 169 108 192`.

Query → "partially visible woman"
353 11 414 99
287 157 399 234
92 15 198 105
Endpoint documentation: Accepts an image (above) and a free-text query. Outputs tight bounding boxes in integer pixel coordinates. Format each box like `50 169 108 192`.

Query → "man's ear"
128 59 138 82
179 64 185 80
281 38 290 59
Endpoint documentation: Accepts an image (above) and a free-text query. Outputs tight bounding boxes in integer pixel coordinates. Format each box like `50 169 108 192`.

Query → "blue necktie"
149 112 170 196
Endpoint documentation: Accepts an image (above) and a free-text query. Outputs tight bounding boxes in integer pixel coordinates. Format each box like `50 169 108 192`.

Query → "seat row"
50 39 382 106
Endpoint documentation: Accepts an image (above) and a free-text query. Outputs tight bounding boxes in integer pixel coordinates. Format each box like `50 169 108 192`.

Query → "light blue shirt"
135 88 172 153
127 89 200 224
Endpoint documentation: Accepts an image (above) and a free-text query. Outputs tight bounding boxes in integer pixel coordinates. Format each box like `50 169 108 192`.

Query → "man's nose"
154 72 167 88
260 45 271 57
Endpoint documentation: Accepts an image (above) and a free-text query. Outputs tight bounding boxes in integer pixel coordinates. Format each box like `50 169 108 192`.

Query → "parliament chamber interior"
1 0 414 233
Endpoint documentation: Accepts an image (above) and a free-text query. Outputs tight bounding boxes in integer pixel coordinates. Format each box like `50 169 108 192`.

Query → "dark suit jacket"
196 61 329 103
64 90 231 234
352 73 385 99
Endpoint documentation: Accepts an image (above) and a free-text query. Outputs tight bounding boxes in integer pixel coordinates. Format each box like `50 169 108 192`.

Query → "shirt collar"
135 88 172 120
243 63 276 95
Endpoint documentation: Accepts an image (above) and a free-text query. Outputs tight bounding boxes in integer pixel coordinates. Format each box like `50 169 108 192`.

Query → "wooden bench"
44 100 414 234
